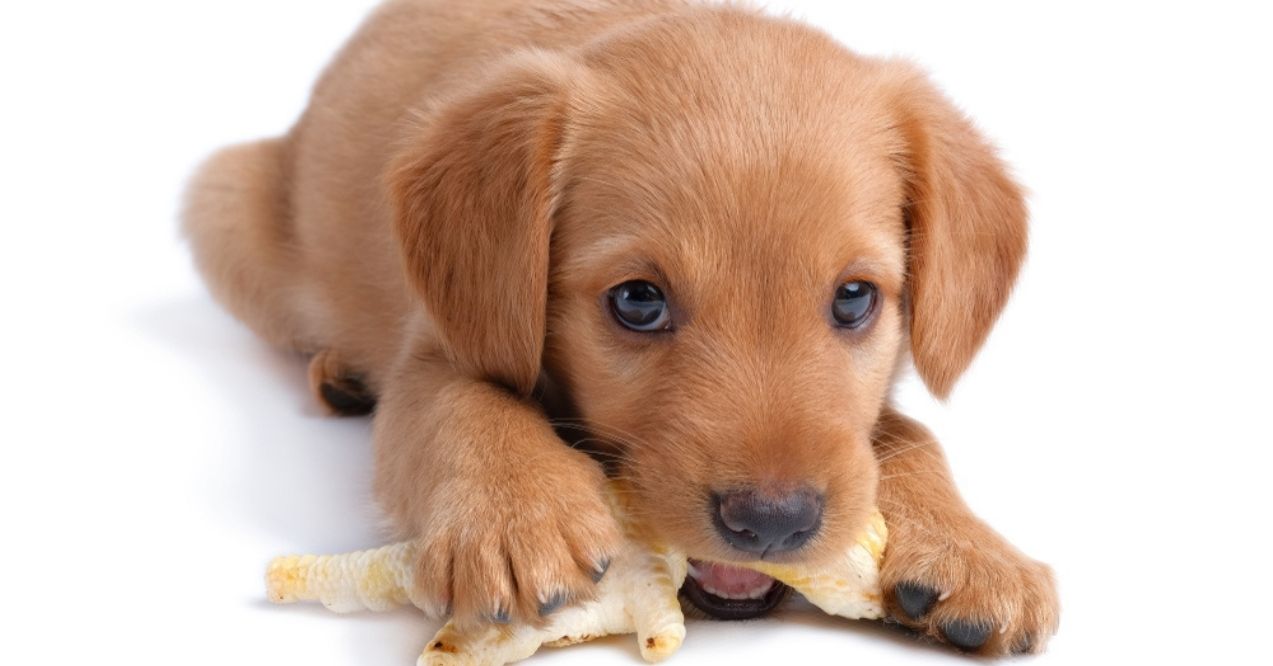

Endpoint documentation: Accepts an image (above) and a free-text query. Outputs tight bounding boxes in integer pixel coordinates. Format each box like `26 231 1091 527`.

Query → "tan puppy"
185 0 1057 654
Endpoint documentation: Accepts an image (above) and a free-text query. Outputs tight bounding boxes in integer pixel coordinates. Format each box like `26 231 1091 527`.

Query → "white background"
2 1 1271 664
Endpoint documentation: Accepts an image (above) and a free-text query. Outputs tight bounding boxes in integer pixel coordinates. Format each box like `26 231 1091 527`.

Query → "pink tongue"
690 560 775 597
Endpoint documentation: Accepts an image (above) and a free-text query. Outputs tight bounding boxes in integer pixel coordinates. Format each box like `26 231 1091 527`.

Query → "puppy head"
392 8 1024 591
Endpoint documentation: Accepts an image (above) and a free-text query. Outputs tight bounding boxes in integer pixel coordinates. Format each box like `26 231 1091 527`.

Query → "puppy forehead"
557 142 906 295
558 18 909 291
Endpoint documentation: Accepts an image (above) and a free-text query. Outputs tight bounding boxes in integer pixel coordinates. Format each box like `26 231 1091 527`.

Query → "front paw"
411 461 622 629
882 518 1059 655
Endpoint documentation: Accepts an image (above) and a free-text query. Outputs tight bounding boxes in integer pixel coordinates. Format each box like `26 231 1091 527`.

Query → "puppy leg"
372 346 622 629
308 350 376 416
873 408 1059 655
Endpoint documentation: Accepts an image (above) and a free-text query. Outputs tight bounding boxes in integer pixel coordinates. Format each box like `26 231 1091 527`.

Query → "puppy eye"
609 280 671 332
832 281 878 329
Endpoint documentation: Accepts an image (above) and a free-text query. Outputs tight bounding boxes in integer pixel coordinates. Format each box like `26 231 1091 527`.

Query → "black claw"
488 608 511 624
894 582 940 620
538 592 567 617
591 559 611 583
941 619 993 651
1012 634 1034 655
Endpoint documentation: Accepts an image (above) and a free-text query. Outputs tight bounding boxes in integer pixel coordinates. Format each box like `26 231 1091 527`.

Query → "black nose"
712 487 824 556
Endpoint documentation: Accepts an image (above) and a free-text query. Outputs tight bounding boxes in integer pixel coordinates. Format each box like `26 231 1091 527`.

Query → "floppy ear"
889 68 1029 398
389 52 582 397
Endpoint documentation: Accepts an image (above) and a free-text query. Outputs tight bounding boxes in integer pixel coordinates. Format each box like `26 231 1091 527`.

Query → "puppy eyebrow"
555 236 660 285
587 237 648 267
837 259 901 286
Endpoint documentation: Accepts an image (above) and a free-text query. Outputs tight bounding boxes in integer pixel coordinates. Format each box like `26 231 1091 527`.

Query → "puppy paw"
410 458 623 629
882 518 1058 655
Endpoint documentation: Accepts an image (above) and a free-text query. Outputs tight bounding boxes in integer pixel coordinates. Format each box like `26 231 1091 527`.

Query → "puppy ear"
889 67 1028 398
389 52 581 397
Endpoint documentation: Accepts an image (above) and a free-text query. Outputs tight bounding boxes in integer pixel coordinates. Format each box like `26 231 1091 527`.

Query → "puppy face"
547 98 906 571
393 9 1025 617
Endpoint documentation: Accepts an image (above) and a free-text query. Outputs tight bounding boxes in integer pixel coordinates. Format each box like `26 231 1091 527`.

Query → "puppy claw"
488 608 511 625
894 582 939 620
591 559 611 583
538 592 568 617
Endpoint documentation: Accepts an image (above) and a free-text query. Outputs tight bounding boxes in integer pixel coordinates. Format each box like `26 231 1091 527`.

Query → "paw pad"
894 582 939 620
941 619 993 651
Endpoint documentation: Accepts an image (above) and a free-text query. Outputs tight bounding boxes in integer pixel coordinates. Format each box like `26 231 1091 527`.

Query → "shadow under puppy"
184 0 1058 655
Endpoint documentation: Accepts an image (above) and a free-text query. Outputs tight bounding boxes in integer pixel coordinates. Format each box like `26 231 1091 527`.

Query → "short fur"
185 0 1057 653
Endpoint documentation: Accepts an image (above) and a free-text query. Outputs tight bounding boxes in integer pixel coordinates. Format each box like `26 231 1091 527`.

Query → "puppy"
185 0 1058 654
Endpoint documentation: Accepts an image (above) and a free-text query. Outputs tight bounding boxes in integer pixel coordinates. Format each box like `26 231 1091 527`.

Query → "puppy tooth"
747 580 774 599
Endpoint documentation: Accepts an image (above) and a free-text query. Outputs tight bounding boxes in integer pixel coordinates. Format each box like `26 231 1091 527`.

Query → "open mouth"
680 558 790 620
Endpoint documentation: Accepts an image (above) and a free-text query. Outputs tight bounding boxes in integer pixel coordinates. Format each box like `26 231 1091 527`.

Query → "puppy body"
186 0 1057 653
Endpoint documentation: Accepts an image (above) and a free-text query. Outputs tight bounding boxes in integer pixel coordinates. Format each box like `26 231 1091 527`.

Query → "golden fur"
184 0 1057 653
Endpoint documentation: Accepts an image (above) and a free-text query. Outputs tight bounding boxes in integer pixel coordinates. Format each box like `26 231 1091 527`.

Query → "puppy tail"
182 137 311 351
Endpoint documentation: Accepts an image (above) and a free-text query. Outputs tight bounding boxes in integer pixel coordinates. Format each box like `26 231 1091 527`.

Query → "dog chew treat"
268 530 688 664
266 485 887 666
746 509 888 620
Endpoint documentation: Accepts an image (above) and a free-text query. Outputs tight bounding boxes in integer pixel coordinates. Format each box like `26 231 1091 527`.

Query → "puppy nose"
713 487 824 556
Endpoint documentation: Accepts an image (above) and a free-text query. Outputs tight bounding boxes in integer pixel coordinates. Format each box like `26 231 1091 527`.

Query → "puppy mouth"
680 559 790 620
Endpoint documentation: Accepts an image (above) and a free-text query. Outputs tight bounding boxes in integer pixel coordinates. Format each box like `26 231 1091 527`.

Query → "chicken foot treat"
266 484 887 665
